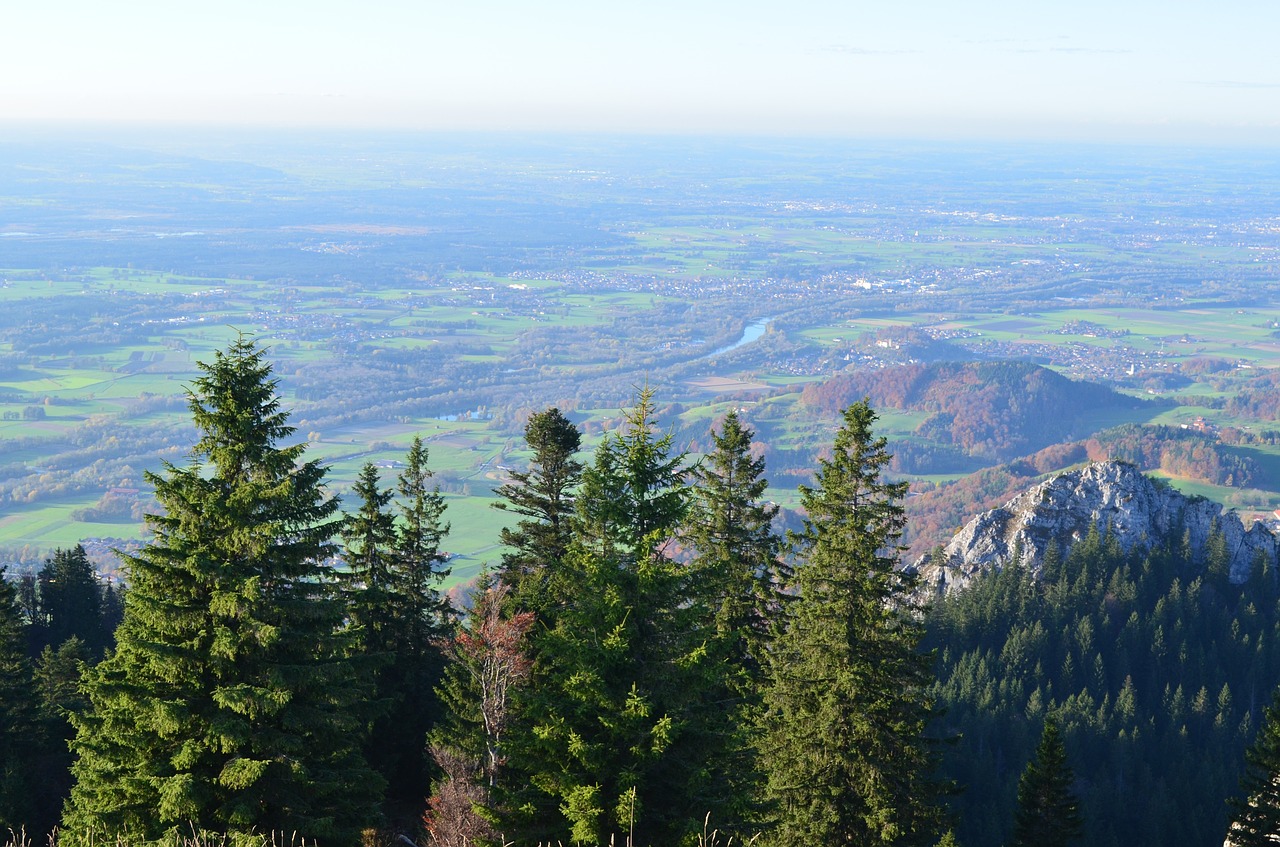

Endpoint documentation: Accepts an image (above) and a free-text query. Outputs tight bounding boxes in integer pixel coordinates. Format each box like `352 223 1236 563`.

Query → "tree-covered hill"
801 361 1149 462
926 521 1280 847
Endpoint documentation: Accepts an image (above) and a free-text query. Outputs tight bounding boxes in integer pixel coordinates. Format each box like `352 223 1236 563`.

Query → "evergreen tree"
19 546 115 660
1228 689 1280 846
348 444 454 827
63 337 379 844
682 410 783 829
493 407 583 616
685 409 783 684
500 389 726 845
34 546 112 657
574 385 689 562
759 400 941 845
396 435 453 654
0 565 42 831
27 637 93 837
341 462 406 823
1011 717 1083 847
344 463 400 659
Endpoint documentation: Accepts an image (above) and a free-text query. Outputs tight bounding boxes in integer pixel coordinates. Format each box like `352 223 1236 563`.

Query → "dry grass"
6 816 759 847
4 831 314 847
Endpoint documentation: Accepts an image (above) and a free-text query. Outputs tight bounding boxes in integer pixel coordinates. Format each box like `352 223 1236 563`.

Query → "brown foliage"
422 746 494 847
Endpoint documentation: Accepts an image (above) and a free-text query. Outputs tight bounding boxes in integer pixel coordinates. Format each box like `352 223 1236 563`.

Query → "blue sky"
5 0 1279 143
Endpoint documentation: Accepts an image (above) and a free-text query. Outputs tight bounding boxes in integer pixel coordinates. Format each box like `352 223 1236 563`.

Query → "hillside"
801 361 1149 463
924 461 1280 847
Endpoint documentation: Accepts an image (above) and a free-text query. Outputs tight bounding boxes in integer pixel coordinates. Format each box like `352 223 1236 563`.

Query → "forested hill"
800 361 1148 462
926 509 1280 847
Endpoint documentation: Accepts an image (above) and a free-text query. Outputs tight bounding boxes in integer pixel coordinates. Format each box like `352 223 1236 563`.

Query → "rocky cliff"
914 460 1278 595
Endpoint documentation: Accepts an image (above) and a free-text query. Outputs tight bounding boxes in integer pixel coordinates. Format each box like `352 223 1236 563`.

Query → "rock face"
914 461 1279 595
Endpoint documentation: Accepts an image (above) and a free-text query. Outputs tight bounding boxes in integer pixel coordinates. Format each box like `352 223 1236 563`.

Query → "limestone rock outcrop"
913 460 1278 595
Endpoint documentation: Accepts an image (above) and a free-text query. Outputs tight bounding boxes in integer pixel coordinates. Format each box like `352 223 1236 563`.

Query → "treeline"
1225 370 1280 422
7 339 1280 847
1083 424 1265 489
927 523 1280 847
0 545 123 832
800 361 1147 462
0 339 945 846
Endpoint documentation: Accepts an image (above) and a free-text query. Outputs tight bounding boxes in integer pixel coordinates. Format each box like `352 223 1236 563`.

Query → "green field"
8 258 1280 582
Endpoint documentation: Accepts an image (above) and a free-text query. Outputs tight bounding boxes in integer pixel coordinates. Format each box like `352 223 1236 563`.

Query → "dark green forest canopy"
926 522 1280 847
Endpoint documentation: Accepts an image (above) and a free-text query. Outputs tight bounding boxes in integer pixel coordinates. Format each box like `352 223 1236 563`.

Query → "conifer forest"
5 337 1280 847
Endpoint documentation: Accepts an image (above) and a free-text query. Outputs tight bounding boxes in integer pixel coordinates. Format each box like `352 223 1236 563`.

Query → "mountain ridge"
914 460 1279 595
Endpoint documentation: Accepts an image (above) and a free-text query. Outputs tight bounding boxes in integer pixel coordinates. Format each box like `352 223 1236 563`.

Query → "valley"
2 135 1280 584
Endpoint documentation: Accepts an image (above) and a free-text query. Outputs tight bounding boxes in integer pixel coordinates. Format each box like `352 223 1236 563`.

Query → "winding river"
705 316 773 358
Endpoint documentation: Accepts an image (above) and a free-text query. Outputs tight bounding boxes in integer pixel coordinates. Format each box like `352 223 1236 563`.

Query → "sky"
4 0 1280 143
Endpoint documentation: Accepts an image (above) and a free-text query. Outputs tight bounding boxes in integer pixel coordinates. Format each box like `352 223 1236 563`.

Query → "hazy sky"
5 0 1280 143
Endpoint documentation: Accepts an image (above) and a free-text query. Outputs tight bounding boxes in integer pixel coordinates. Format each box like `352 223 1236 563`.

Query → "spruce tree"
685 409 783 683
573 386 689 563
683 410 783 830
492 407 583 616
758 400 941 845
344 463 400 660
34 546 111 657
0 565 42 831
1227 689 1280 846
396 435 453 654
500 389 722 845
342 462 403 821
346 445 453 826
63 337 379 844
1011 717 1083 847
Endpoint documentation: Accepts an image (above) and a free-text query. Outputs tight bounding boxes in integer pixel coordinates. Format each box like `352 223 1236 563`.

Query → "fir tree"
0 565 42 831
1227 689 1280 846
682 410 783 830
341 462 406 822
352 443 454 826
492 407 583 616
395 435 453 654
574 385 689 562
1011 717 1083 847
63 337 379 844
344 462 400 660
500 389 723 845
34 546 111 657
759 400 941 845
685 409 783 684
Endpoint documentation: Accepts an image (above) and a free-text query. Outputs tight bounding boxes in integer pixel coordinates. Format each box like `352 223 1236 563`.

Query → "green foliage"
344 463 400 659
497 389 740 845
344 443 454 826
682 410 784 830
927 519 1280 847
493 407 583 617
758 400 942 846
22 546 118 660
390 435 456 811
685 410 784 683
1227 689 1280 846
574 385 690 562
0 566 42 831
62 337 380 844
1011 717 1083 847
